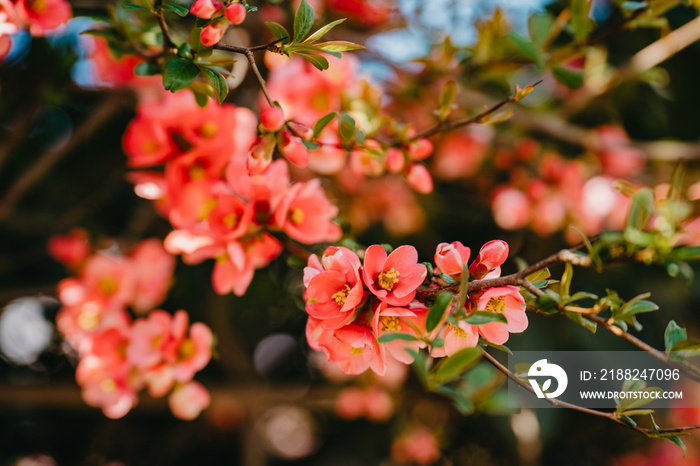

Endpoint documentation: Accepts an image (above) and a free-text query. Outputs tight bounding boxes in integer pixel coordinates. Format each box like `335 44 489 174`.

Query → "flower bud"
200 18 227 46
385 147 405 173
247 135 276 175
190 0 224 19
224 2 247 25
279 129 308 168
469 240 509 279
259 106 285 132
288 122 314 140
405 163 433 194
407 138 433 160
434 241 471 277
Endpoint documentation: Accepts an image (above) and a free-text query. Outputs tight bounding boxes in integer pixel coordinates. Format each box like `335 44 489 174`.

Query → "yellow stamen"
101 378 116 393
380 316 401 332
179 339 195 360
485 296 506 313
143 140 159 154
28 0 47 13
98 277 118 297
151 335 162 350
449 324 467 339
350 347 363 357
290 208 304 225
332 284 351 307
223 213 239 229
200 198 218 221
77 310 99 331
378 268 400 291
189 165 207 180
199 121 218 139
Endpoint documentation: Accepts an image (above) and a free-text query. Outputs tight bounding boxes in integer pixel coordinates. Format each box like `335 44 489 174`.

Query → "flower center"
289 208 304 225
77 309 100 331
189 164 207 180
350 347 363 357
223 212 239 229
380 316 401 332
199 121 218 139
332 284 351 307
200 198 218 221
143 140 159 154
100 378 116 393
378 268 400 291
449 324 467 339
485 296 506 313
179 338 195 360
98 277 118 296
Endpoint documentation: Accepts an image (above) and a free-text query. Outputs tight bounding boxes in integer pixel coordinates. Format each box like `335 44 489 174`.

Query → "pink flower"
278 129 309 167
432 321 478 358
304 247 364 330
471 286 527 345
47 229 90 268
433 130 489 180
469 240 509 280
190 0 224 19
172 312 214 383
434 241 471 277
169 381 211 420
335 386 394 422
391 426 441 465
259 106 285 132
200 18 227 47
362 245 427 306
212 234 283 296
372 302 424 364
207 193 254 241
14 0 71 36
127 310 173 369
307 318 386 375
247 134 276 175
82 253 137 306
129 239 175 314
405 163 433 194
274 179 341 244
224 2 246 25
122 117 176 168
491 186 531 231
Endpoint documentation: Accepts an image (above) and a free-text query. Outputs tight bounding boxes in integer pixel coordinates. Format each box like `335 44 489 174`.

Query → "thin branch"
154 0 177 53
481 349 700 436
582 313 700 384
416 248 591 301
414 80 543 140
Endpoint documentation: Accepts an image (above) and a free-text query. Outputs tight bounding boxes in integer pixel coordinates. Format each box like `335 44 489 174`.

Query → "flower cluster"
190 0 248 46
303 239 527 375
0 0 71 60
124 91 341 296
53 237 213 419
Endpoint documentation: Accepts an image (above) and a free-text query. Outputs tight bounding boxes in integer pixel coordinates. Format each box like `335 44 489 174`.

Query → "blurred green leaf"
163 59 200 92
464 311 507 325
665 320 687 355
426 292 453 333
433 347 482 383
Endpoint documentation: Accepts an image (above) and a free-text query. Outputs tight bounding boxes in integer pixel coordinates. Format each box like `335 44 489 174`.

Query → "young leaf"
664 320 687 355
163 59 201 92
297 52 329 71
293 0 315 43
665 436 688 457
670 339 700 358
552 66 584 89
312 112 337 139
122 3 152 12
315 41 364 52
338 113 356 143
159 3 189 16
433 347 482 383
265 21 290 44
626 188 655 230
508 32 539 61
565 311 597 333
377 332 420 343
134 61 159 76
303 18 345 44
464 311 507 325
426 292 453 333
439 80 457 109
199 67 229 104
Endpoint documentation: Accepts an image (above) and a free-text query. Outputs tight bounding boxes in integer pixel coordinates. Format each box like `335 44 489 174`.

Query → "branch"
413 80 543 140
154 0 177 53
481 349 700 436
582 313 700 384
416 248 591 301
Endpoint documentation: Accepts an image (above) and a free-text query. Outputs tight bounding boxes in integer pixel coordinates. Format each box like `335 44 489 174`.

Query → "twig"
582 313 700 384
154 0 177 53
416 248 591 301
413 80 543 140
481 349 700 436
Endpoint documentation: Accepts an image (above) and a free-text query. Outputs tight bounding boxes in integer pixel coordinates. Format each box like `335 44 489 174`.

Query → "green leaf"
479 339 512 354
160 3 189 16
191 89 209 108
439 80 457 109
665 436 688 456
528 12 554 45
665 320 687 355
526 268 550 286
265 21 290 44
377 332 420 343
312 112 337 139
162 59 201 92
534 290 561 314
464 311 507 325
619 299 658 317
338 113 356 143
426 292 453 333
508 31 540 61
552 66 584 89
560 262 573 299
303 18 345 43
122 3 152 12
440 273 457 285
617 387 663 410
199 66 229 104
570 0 594 39
433 347 482 383
619 408 655 417
565 311 597 333
134 61 159 76
406 349 429 383
293 0 315 43
670 339 700 358
315 40 364 52
297 52 329 70
626 188 655 230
